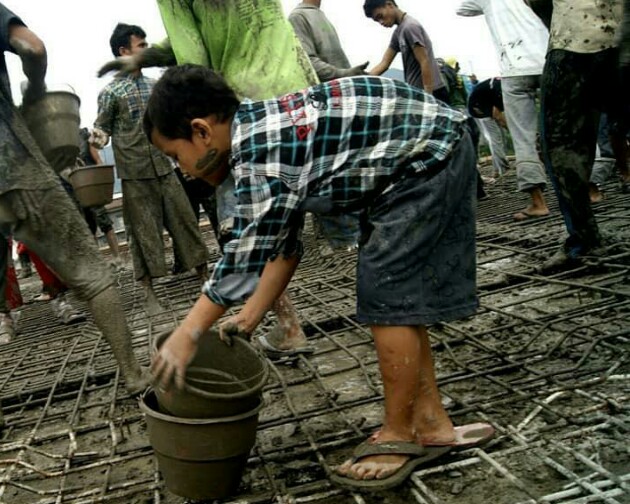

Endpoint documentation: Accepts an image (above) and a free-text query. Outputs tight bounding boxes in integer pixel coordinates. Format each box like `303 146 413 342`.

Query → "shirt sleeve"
94 86 116 135
389 28 401 53
289 12 344 82
456 0 484 16
401 20 429 49
0 3 25 53
203 173 304 306
156 0 210 67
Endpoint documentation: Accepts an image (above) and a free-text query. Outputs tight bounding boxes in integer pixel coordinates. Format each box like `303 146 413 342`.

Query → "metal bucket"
140 389 261 500
153 329 268 418
22 91 81 173
68 164 115 208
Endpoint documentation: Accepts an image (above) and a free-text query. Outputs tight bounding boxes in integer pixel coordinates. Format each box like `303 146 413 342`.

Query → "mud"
0 166 629 503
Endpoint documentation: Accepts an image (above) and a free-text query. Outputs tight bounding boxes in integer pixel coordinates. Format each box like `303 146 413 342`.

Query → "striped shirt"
203 76 467 306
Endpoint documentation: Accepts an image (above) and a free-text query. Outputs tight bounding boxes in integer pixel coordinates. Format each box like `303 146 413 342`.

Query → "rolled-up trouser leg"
502 75 548 192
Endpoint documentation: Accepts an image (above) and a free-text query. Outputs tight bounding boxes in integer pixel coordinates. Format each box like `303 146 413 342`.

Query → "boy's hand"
151 326 201 390
219 314 252 345
89 128 109 149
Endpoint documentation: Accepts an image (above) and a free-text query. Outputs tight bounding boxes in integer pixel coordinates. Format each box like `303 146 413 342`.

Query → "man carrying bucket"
0 2 149 395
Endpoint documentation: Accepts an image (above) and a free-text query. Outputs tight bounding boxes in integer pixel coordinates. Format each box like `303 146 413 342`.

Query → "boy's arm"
369 47 396 76
91 88 116 147
413 45 434 94
456 0 484 17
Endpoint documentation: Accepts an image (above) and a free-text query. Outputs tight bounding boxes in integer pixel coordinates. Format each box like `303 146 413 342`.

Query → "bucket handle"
186 365 268 386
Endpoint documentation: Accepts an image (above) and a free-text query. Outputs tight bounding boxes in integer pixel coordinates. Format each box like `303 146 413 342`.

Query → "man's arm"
456 0 484 17
8 24 46 105
525 0 553 29
369 47 397 76
289 13 366 81
413 45 434 94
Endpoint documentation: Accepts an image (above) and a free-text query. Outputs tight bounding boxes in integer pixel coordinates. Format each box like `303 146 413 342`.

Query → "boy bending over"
147 65 493 489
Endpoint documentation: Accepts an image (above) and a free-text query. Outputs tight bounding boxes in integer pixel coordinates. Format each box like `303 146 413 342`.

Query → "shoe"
537 248 582 274
0 315 15 345
51 294 86 324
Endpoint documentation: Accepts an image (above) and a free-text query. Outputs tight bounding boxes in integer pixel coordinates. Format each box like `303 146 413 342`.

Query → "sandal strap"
352 440 427 462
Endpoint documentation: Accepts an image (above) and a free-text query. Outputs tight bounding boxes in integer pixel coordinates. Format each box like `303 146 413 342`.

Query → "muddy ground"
0 166 629 504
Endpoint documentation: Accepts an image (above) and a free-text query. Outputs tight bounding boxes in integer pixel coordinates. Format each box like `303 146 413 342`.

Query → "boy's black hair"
363 0 397 18
109 23 146 57
144 64 241 141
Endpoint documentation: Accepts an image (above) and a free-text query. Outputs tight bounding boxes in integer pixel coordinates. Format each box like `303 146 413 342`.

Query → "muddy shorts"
0 183 113 301
356 132 478 326
84 205 114 236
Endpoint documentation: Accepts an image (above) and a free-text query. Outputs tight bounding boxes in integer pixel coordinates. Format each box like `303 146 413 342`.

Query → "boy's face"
370 3 397 27
151 119 230 186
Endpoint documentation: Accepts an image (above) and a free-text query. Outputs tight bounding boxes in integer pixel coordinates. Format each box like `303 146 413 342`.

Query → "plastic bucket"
22 91 81 173
140 389 261 500
153 329 268 418
68 164 115 208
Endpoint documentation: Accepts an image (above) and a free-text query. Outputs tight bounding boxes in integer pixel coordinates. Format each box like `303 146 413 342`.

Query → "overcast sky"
4 0 499 127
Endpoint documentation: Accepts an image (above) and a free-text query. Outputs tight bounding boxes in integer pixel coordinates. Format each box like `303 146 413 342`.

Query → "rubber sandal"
420 422 495 449
330 439 451 491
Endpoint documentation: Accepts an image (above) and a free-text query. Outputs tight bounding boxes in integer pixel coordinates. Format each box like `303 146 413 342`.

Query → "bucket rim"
153 330 269 399
139 388 263 424
22 90 81 108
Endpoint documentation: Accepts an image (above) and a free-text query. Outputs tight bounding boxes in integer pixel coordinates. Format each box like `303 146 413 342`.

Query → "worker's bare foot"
513 205 550 221
589 183 604 203
124 366 151 396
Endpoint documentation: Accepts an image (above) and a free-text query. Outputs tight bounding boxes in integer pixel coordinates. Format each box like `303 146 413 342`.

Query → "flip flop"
257 333 314 360
513 211 549 221
330 440 451 491
420 422 495 449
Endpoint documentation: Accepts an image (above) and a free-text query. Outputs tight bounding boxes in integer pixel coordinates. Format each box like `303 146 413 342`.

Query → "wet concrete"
0 163 628 503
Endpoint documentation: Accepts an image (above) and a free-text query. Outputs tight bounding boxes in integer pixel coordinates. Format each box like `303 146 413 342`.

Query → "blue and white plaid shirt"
204 76 467 306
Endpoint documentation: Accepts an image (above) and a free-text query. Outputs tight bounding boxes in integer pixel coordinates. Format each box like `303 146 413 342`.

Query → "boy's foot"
589 183 604 203
195 263 209 283
332 432 450 490
257 324 314 359
513 206 550 221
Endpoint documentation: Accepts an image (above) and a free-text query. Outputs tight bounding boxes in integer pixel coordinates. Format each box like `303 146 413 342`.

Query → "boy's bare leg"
338 325 434 480
267 292 308 350
87 286 149 394
105 229 121 261
411 326 456 443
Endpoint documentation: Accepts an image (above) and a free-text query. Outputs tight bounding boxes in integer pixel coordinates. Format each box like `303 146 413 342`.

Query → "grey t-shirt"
389 14 444 92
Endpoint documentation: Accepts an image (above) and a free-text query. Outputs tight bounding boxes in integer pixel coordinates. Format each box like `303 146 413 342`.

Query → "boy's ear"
190 118 213 143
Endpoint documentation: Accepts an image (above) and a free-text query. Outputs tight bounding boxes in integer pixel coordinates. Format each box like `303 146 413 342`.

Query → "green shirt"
156 0 319 100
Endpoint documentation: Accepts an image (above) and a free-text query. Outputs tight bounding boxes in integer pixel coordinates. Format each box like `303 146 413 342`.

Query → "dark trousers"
540 48 621 257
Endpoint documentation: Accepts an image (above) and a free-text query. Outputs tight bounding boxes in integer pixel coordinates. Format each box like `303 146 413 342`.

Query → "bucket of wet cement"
68 164 115 207
22 91 81 173
153 329 269 418
140 389 261 500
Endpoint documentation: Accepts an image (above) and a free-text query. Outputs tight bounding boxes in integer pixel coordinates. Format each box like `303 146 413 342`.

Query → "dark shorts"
84 205 114 235
356 132 478 326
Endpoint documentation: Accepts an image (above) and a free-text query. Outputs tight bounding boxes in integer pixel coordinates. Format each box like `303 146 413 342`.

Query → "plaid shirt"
204 76 467 306
95 75 172 180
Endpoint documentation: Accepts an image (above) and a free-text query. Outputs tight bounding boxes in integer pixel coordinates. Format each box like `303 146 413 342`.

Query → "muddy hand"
150 327 199 390
219 316 251 346
341 61 369 77
97 55 139 78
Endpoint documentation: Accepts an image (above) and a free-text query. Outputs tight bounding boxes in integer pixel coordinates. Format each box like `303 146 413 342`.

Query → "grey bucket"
68 164 115 208
140 389 261 500
22 91 81 173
